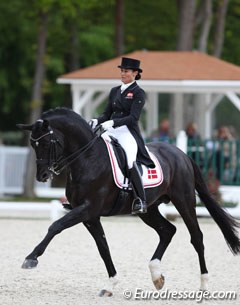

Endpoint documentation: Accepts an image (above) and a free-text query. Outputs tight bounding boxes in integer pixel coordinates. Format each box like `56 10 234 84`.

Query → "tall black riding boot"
130 162 147 214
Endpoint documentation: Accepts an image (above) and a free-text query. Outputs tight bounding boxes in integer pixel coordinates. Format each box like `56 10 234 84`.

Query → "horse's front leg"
83 218 118 296
22 203 89 269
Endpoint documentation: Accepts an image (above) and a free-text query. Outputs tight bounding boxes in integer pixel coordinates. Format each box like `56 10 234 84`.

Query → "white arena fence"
0 145 51 196
0 199 239 221
0 200 67 221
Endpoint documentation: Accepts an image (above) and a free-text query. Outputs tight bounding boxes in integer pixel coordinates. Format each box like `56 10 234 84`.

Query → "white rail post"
50 200 66 221
0 146 5 196
176 130 187 153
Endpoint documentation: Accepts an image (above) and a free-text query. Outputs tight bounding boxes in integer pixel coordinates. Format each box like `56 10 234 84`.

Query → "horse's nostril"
42 173 49 180
37 171 49 182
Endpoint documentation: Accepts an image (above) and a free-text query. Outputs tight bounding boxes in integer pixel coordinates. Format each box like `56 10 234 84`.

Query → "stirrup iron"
132 197 147 214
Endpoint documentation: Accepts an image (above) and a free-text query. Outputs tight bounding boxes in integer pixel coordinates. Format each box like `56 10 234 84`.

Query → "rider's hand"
88 119 98 129
101 120 114 131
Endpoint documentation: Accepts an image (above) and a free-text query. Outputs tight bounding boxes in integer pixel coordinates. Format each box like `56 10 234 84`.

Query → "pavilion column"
83 97 93 121
194 94 208 139
171 93 184 136
146 92 158 136
82 91 109 121
71 85 94 115
204 93 223 139
204 93 212 139
71 84 81 113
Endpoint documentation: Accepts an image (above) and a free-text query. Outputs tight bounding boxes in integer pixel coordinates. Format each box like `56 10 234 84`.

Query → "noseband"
31 128 99 175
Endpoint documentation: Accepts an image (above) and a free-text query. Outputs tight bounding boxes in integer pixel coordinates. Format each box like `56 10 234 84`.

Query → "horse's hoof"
153 274 165 290
21 259 38 269
99 289 113 297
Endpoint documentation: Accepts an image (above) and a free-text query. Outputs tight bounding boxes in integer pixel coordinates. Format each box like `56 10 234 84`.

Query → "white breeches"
102 125 137 169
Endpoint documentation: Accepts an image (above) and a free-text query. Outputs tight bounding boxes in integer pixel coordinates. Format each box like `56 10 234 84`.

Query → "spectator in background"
185 122 201 144
215 126 237 182
150 118 170 142
185 122 202 166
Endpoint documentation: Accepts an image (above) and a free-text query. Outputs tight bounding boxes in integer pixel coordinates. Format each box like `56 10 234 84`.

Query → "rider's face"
120 69 138 84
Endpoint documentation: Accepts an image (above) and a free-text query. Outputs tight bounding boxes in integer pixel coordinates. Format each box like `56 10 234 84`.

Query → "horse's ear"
16 124 33 131
42 119 50 130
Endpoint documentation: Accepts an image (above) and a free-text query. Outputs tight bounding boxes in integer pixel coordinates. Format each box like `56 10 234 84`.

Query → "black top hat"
118 57 143 73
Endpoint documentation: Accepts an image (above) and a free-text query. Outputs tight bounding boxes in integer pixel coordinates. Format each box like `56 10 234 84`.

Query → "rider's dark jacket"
97 81 155 168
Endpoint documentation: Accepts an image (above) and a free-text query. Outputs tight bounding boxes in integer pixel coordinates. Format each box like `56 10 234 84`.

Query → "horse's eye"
43 143 50 149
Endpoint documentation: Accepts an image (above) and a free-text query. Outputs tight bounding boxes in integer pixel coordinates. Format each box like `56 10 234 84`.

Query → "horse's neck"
61 125 94 153
68 136 110 182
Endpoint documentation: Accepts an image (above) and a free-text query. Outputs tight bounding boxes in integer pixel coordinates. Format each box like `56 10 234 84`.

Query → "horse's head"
17 119 63 182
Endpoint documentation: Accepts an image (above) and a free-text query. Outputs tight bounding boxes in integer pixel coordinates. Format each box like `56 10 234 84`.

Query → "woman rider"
89 57 155 214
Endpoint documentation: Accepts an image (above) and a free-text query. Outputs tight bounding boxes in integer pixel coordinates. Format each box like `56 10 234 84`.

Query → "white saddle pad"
103 139 164 189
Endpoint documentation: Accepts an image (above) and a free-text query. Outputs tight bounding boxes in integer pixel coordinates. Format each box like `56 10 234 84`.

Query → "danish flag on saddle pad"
103 139 164 189
148 169 158 180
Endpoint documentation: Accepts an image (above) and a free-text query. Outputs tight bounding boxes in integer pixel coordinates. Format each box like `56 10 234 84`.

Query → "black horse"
17 107 240 294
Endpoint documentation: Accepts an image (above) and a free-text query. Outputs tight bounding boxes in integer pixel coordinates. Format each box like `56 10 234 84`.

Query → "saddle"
102 136 163 216
103 136 163 190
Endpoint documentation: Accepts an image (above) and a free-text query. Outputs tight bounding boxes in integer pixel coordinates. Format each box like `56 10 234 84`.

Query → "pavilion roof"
58 50 240 81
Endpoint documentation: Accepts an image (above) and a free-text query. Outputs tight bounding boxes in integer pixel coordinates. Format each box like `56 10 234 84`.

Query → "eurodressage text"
123 288 237 302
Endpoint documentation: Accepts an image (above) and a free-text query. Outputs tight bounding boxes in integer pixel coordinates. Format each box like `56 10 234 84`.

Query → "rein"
53 135 99 174
31 127 100 175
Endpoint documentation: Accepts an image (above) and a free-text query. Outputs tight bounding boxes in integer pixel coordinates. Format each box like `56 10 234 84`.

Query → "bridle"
30 127 99 175
31 128 63 175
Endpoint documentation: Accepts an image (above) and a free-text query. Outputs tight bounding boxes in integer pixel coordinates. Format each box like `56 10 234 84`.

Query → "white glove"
101 120 114 131
88 119 98 129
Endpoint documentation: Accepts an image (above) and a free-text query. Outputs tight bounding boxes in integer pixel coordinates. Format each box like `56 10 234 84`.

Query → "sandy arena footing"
0 216 239 305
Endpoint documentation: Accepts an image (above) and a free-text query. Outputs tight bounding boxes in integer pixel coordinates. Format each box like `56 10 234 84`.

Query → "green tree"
2 0 240 135
24 1 51 197
0 1 36 131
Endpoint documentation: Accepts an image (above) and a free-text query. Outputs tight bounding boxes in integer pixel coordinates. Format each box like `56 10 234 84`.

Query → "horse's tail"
191 158 240 255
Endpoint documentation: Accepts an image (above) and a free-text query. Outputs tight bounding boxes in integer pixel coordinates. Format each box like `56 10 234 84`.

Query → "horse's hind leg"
173 198 209 290
138 204 176 290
